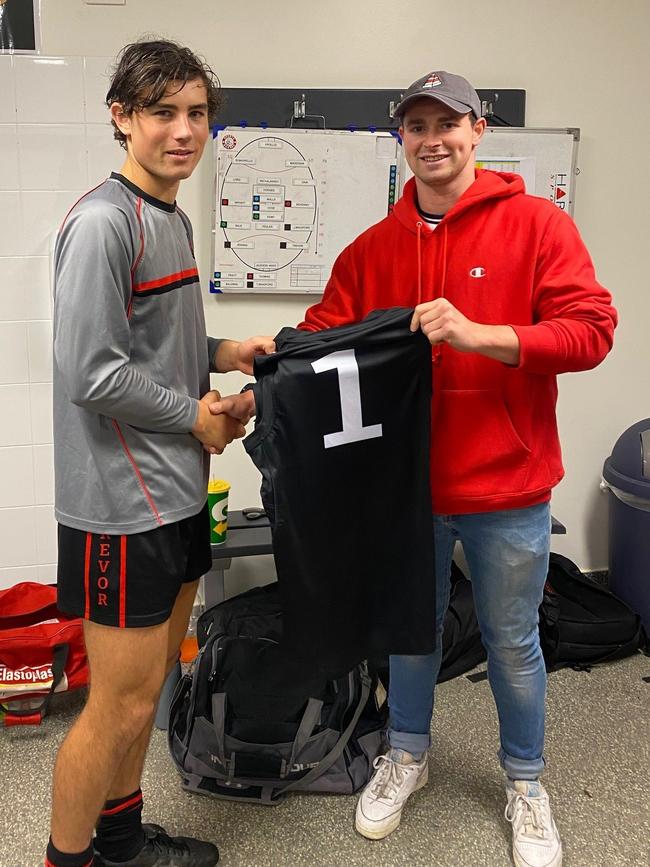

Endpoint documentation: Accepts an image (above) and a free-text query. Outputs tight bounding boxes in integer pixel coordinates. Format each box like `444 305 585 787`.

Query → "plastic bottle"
180 600 204 663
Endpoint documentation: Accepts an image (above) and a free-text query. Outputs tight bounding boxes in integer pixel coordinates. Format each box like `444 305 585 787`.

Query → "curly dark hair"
106 39 222 149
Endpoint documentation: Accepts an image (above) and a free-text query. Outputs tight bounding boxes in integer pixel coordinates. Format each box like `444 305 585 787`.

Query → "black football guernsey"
244 307 436 677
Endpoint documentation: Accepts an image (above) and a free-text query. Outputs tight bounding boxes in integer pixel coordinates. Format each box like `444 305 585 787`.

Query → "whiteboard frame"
211 127 400 295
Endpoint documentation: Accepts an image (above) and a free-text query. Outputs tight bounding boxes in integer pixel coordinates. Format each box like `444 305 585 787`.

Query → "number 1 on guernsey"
311 349 383 449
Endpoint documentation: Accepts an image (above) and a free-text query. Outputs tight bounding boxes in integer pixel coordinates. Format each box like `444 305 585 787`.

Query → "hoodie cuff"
510 322 561 373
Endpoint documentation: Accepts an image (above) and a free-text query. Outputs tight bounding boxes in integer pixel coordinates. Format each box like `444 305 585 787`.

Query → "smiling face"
111 78 210 202
400 98 486 207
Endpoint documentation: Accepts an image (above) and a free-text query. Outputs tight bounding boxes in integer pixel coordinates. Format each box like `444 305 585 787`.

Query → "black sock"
45 837 95 867
94 788 146 862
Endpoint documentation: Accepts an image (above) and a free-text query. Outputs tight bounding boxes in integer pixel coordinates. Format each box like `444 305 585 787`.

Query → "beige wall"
38 0 650 569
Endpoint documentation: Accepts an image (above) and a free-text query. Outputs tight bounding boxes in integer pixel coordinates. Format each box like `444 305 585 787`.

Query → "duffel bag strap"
273 665 372 798
2 643 69 727
210 691 323 783
210 692 227 766
285 697 324 775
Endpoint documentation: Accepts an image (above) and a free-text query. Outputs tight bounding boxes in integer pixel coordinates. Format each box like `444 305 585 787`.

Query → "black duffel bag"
168 583 388 804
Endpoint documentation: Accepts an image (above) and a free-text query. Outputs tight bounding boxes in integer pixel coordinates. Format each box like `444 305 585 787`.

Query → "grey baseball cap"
394 71 482 120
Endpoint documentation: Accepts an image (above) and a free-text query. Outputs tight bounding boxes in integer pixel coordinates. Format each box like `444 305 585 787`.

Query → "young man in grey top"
48 40 272 867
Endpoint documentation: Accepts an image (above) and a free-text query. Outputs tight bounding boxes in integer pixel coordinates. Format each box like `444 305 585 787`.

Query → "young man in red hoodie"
213 71 616 867
301 72 616 867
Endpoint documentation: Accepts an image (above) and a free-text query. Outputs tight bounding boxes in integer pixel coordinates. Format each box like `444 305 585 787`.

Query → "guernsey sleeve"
53 200 199 432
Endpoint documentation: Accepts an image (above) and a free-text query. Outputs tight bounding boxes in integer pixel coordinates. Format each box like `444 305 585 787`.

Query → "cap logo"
423 73 442 89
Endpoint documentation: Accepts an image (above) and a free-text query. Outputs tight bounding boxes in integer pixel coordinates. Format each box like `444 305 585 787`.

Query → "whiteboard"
399 127 579 215
476 128 579 215
212 127 399 294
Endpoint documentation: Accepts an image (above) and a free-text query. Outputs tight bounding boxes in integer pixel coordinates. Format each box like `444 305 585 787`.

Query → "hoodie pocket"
432 389 531 499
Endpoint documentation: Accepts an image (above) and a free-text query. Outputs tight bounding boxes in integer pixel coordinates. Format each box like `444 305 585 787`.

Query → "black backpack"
168 583 388 804
539 553 648 671
437 562 486 682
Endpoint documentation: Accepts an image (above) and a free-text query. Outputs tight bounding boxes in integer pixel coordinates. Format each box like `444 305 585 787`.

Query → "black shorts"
56 504 212 628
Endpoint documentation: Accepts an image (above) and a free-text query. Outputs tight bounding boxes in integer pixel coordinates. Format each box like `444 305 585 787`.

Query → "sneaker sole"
354 764 429 840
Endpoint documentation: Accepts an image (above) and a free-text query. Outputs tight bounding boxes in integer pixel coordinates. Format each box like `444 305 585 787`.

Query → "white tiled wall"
0 54 116 590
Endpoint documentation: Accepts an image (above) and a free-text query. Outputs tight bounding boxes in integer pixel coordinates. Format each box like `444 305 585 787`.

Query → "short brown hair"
106 39 222 149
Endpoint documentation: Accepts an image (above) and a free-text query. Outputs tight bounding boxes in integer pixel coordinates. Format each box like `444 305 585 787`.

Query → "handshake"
191 333 274 455
191 387 256 455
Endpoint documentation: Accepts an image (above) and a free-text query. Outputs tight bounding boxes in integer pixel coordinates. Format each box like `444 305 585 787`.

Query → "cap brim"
395 92 473 120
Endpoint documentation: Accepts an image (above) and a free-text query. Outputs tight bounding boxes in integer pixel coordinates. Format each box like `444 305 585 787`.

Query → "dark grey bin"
602 418 650 630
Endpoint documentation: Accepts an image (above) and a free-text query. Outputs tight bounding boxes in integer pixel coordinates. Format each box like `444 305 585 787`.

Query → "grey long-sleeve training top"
53 173 222 534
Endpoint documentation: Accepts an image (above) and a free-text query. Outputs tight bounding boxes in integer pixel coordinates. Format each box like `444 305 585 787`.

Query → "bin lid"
603 418 650 498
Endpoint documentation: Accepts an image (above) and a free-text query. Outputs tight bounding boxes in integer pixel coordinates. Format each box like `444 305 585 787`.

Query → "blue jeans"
388 502 551 780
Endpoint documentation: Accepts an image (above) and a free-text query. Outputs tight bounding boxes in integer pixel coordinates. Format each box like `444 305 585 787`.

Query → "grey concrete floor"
1 653 649 867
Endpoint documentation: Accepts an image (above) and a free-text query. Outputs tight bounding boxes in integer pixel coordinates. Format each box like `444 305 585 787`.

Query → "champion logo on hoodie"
469 266 487 278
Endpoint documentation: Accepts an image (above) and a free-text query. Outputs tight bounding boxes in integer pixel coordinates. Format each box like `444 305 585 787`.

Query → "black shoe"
94 823 219 866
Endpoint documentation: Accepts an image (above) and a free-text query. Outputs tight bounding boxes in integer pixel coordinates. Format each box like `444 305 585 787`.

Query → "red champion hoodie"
300 170 617 515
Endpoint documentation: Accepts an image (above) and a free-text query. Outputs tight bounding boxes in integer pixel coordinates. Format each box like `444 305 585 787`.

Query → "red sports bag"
0 582 89 726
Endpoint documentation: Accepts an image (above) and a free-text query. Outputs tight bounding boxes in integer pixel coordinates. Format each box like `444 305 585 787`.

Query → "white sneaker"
505 780 563 867
355 749 428 840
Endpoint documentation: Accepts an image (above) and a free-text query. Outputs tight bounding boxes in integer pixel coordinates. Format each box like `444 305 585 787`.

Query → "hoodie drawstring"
439 223 448 301
416 221 423 304
417 221 448 365
415 220 448 305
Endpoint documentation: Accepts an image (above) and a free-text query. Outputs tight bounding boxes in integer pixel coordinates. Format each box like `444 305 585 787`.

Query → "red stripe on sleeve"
132 197 145 276
83 532 92 620
133 267 198 292
127 197 145 318
111 421 163 527
58 182 105 233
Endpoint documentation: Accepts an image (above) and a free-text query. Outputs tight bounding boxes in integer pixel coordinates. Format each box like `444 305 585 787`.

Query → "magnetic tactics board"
212 128 400 294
